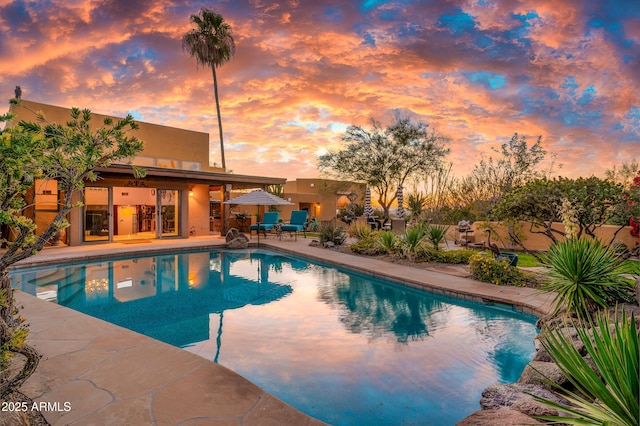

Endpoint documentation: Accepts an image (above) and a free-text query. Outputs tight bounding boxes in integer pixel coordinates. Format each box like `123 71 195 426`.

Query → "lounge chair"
250 212 279 237
281 210 308 240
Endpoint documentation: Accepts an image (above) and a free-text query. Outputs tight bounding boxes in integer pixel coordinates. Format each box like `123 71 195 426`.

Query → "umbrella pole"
257 205 260 248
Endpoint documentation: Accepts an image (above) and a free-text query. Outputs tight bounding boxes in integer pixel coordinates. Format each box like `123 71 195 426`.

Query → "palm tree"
182 8 236 169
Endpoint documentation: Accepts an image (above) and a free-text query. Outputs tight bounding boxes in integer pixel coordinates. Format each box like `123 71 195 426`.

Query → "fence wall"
448 222 639 252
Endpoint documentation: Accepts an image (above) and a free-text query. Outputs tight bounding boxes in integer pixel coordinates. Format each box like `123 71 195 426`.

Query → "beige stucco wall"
9 100 224 173
187 184 211 236
450 221 638 251
283 179 365 222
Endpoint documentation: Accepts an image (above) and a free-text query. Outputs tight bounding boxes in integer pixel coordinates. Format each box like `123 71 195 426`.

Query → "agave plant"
402 224 427 260
533 309 639 426
425 224 450 250
377 230 398 254
541 237 636 318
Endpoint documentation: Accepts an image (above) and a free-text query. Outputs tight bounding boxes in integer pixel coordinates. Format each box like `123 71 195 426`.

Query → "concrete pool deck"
11 235 556 425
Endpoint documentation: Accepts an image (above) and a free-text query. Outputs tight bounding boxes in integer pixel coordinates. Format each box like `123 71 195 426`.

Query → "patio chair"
367 216 382 230
250 212 279 238
281 210 308 240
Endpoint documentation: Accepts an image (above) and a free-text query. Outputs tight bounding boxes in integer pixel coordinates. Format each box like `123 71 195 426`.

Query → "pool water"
11 249 538 425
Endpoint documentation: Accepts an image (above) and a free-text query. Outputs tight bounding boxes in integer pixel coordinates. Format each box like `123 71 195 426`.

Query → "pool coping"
10 236 556 424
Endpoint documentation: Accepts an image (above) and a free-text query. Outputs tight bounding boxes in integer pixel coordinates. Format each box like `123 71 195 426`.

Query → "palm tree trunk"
211 66 226 170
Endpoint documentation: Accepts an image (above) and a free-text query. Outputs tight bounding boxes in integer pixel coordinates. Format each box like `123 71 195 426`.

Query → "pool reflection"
10 249 537 425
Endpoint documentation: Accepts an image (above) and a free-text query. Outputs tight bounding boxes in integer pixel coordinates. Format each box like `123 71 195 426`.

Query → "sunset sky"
1 0 638 181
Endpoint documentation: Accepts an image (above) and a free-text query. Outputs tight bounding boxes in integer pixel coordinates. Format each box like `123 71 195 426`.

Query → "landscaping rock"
226 237 249 249
225 228 249 249
518 361 569 388
537 326 586 355
456 408 543 425
225 228 243 242
480 382 565 413
308 239 322 247
531 346 552 362
510 395 558 417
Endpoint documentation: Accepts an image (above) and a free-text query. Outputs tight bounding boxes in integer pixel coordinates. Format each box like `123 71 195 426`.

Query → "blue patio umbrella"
223 190 293 247
364 187 374 217
396 184 405 219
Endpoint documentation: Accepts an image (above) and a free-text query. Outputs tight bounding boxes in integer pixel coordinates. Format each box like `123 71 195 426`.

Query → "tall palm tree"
182 8 236 169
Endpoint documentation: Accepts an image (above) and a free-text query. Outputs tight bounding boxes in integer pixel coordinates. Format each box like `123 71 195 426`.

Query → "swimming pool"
10 249 538 425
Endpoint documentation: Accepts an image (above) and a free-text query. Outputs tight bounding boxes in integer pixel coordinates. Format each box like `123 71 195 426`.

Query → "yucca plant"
402 224 427 260
406 191 428 222
377 230 398 254
541 237 636 318
532 309 639 426
424 224 450 250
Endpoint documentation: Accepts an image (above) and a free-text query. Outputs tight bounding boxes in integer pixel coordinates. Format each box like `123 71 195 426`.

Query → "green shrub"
469 253 535 287
349 221 372 239
318 221 346 245
350 232 386 255
0 289 28 369
432 249 476 264
533 309 639 426
541 237 636 318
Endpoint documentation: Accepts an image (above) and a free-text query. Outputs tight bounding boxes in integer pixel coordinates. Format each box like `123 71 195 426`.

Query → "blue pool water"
10 249 538 425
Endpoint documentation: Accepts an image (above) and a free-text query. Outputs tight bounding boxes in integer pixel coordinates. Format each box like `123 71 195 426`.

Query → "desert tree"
0 101 144 395
492 177 627 248
318 116 449 219
452 133 548 219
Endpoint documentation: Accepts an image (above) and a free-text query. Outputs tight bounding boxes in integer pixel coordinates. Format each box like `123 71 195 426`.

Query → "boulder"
536 326 585 355
456 408 543 425
225 229 249 249
480 383 565 414
226 237 249 249
225 228 242 242
531 347 552 362
510 396 558 417
518 361 569 389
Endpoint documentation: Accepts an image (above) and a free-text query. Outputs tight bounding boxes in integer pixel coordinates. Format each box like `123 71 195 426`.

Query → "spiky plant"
425 224 450 250
402 224 427 260
349 222 372 240
406 191 428 222
532 309 639 426
377 230 398 254
541 238 636 318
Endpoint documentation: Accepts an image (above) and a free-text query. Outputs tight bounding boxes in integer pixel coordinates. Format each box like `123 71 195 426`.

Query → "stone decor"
225 228 249 249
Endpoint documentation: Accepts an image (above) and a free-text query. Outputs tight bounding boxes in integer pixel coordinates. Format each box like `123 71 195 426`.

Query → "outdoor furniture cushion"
281 210 308 239
250 212 279 234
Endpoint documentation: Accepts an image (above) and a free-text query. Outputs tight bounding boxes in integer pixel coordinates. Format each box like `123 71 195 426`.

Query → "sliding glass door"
84 187 110 242
159 190 179 237
83 187 181 242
